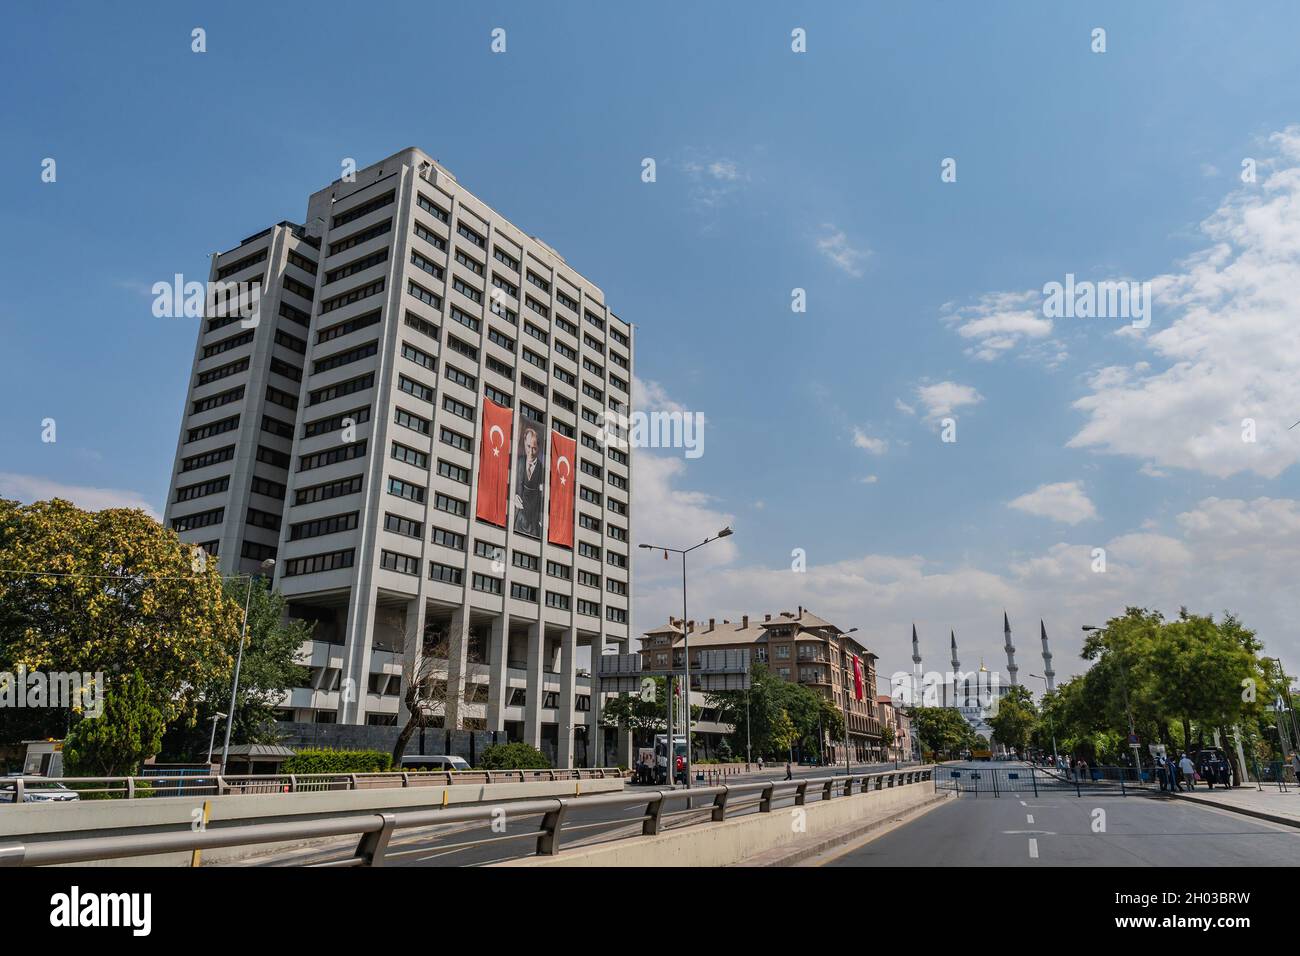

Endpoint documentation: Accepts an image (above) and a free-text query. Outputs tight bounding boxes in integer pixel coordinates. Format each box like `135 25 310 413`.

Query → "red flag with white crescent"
547 430 576 547
475 398 513 526
853 655 864 702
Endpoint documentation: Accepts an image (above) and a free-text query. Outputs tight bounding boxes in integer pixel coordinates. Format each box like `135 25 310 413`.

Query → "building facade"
639 607 884 762
164 148 634 767
875 695 915 763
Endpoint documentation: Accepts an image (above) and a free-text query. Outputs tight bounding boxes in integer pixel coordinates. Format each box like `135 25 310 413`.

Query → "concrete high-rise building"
164 148 635 767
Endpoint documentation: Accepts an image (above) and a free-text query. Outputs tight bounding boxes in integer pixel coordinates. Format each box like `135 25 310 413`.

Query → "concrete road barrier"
1 776 625 866
497 778 936 867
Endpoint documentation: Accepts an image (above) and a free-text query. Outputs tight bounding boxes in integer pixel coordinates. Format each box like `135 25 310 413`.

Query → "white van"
399 754 472 772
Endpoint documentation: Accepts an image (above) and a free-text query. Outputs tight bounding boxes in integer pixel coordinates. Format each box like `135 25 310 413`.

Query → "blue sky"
4 1 1300 688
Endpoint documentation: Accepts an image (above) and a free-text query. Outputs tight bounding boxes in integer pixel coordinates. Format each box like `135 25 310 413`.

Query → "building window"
290 511 359 540
388 476 426 503
429 561 463 585
384 513 422 539
472 572 503 595
380 550 420 575
431 527 465 551
283 549 355 577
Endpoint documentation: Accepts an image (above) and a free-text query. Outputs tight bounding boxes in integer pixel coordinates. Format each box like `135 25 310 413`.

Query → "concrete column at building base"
444 606 470 730
522 621 544 750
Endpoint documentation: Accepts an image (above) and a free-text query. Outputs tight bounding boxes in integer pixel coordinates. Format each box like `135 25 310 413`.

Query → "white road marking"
1026 814 1034 824
1018 799 1026 806
1028 838 1039 859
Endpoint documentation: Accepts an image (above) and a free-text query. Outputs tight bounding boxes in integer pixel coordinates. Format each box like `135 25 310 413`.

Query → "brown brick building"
639 606 884 762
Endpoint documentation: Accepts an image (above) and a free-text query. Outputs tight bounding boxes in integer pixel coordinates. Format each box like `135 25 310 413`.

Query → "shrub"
477 742 551 771
281 748 392 775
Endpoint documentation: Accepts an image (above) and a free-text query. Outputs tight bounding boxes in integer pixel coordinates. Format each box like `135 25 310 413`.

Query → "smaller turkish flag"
475 398 512 526
852 655 864 702
547 430 576 547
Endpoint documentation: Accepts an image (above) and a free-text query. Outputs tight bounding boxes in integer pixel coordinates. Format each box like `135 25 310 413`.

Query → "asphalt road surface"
818 784 1300 866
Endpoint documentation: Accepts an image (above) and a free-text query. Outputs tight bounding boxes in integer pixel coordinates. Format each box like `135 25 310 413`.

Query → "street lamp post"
206 712 227 765
1028 673 1058 769
1082 625 1140 771
638 527 732 793
220 558 276 775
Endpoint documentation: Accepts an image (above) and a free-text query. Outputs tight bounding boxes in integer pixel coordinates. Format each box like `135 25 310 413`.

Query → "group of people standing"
1157 751 1232 791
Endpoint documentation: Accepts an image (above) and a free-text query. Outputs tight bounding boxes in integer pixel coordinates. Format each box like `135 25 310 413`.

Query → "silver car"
0 778 81 803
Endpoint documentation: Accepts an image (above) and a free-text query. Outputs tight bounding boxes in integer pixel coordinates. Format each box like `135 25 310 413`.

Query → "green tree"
988 685 1036 755
879 723 896 756
63 672 165 777
770 709 797 760
709 664 843 760
0 498 242 731
910 706 974 759
601 676 671 740
478 742 550 770
165 576 311 759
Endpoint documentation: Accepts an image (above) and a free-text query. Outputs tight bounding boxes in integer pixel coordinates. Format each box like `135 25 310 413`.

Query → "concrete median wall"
2 776 624 866
499 780 939 867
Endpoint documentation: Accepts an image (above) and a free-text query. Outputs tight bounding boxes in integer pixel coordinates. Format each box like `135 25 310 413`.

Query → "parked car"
1 777 80 803
398 755 472 772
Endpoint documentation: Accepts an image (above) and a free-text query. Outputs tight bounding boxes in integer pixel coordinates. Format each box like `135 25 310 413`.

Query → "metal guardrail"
0 766 935 867
935 764 1154 797
1 767 627 802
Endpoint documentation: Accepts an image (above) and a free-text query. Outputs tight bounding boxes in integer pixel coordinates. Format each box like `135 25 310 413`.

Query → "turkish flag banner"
547 430 576 547
475 398 513 526
852 655 864 702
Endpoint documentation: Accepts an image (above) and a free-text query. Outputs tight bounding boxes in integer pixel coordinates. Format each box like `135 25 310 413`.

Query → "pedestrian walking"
757 755 764 772
1179 752 1196 790
784 760 793 781
1290 751 1300 783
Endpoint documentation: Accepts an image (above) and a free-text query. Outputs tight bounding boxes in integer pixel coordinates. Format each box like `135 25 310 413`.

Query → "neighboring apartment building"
164 148 634 767
876 695 914 763
639 607 884 762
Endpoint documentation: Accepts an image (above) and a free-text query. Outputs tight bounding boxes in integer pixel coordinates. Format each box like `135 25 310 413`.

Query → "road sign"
1127 733 1139 745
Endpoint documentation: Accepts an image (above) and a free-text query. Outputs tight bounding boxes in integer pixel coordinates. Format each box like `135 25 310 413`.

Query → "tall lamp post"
220 558 276 774
638 527 733 791
206 712 227 765
1028 673 1058 769
1081 625 1140 771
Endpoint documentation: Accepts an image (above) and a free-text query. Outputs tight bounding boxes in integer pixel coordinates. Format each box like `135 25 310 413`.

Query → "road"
240 761 917 867
817 782 1300 866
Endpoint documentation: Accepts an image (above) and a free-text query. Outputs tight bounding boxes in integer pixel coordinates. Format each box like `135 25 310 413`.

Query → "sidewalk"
1173 783 1300 828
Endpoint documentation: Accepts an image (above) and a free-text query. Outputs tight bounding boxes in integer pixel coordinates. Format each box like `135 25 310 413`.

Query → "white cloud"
858 475 879 484
1007 481 1098 525
634 496 1300 688
632 455 736 583
0 472 160 518
629 379 734 585
894 398 916 416
941 290 1056 362
632 375 690 415
816 224 871 277
914 381 984 421
851 427 887 455
1069 126 1300 479
679 152 750 212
